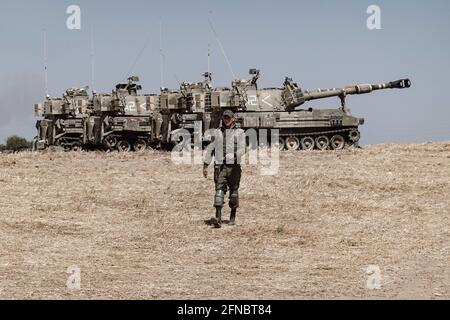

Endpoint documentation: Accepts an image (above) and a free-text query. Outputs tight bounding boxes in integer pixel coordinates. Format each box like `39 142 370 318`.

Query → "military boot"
211 207 222 229
211 190 224 229
229 209 237 226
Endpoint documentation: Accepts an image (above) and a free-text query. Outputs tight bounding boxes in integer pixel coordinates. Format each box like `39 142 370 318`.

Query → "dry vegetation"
0 142 449 299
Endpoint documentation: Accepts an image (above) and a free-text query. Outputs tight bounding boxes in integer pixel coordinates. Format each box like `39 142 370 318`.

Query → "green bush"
4 135 32 152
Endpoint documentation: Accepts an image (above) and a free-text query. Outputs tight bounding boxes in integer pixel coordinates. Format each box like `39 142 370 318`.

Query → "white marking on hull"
262 95 273 107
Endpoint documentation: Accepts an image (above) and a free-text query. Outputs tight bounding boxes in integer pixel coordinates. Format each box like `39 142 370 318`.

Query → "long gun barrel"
283 78 411 110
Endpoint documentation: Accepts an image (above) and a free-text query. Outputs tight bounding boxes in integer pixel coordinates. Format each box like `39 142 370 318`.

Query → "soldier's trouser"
213 164 241 209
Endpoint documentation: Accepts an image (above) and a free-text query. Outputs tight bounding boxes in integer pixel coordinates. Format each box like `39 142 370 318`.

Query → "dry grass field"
0 142 449 300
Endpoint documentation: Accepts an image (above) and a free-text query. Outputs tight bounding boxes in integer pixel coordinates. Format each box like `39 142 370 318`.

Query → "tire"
133 139 147 153
315 135 329 151
349 129 361 143
300 136 314 151
104 135 117 149
117 140 131 152
285 136 300 151
71 142 82 152
330 135 345 150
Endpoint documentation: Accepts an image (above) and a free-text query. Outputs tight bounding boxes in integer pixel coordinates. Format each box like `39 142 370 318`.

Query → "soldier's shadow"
203 219 231 226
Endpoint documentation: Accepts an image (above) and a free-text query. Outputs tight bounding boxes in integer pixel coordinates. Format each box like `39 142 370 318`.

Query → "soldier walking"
203 110 245 228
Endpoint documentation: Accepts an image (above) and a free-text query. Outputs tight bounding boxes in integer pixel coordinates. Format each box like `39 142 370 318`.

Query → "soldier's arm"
203 148 215 178
203 164 209 179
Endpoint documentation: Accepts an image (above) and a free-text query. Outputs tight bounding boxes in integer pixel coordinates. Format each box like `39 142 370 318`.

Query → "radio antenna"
123 35 152 81
173 73 181 87
208 17 235 79
159 18 165 88
207 11 212 78
90 25 95 91
207 40 211 77
43 30 48 96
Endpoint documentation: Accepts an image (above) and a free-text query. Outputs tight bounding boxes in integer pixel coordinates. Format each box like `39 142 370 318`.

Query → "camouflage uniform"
214 164 241 210
204 111 245 227
213 124 243 211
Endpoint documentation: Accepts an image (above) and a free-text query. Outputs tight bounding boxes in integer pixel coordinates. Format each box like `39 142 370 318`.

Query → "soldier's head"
222 110 235 128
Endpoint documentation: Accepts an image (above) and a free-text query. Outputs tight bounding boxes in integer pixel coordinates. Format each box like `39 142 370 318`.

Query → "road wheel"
285 136 300 151
133 139 147 153
104 135 117 149
300 136 314 151
117 140 131 152
349 129 361 143
330 135 346 150
315 135 329 151
71 142 82 152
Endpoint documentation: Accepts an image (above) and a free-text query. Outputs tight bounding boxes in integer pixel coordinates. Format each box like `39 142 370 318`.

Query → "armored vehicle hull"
234 109 363 150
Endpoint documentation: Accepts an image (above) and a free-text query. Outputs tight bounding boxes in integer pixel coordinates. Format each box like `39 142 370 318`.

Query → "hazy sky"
0 0 449 145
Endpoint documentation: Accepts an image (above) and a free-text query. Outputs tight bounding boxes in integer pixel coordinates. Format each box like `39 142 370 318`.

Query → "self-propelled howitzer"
187 69 412 150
